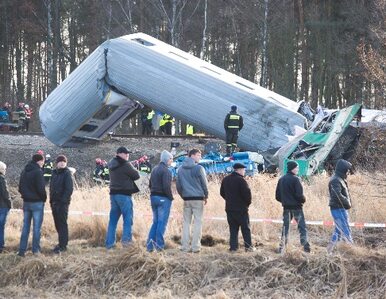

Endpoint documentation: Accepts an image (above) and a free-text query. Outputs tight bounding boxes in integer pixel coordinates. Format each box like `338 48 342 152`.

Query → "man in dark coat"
0 161 12 253
146 150 174 251
220 163 255 252
224 105 243 155
50 155 74 253
327 159 353 254
275 160 311 253
18 154 47 256
105 146 140 249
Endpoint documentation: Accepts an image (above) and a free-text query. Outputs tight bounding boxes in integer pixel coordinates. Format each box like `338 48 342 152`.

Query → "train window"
169 51 189 60
236 82 254 90
132 38 155 46
92 105 118 120
79 124 98 132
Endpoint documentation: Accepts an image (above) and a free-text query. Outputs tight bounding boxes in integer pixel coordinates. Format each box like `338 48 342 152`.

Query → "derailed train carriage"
39 33 307 152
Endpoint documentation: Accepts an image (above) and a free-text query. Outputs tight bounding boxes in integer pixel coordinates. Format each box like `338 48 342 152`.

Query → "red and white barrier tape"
9 208 386 228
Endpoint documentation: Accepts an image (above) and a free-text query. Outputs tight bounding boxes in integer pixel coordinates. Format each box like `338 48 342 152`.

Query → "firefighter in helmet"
224 105 243 155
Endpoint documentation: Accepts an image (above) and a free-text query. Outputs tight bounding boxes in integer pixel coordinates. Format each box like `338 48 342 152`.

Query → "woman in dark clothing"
50 155 73 253
0 161 11 253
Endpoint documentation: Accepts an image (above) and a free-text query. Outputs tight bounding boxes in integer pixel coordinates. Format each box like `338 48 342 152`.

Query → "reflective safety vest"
147 110 155 120
224 112 243 130
43 161 54 177
101 167 110 179
17 108 26 120
163 114 174 124
139 162 151 173
186 124 194 135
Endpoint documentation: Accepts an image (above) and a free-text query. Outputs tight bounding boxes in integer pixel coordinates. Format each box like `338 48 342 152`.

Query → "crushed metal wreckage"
38 33 386 177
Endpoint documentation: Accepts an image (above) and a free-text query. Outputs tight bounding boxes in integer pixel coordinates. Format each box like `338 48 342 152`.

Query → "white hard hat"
46 154 51 158
24 104 29 109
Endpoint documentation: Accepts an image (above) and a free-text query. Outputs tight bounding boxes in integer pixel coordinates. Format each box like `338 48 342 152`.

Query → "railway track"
0 131 217 139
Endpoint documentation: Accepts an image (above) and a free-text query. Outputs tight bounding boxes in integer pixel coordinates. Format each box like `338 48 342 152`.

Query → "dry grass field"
0 172 385 298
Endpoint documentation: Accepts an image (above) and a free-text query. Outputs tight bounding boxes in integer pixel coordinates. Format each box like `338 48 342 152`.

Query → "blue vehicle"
170 151 264 177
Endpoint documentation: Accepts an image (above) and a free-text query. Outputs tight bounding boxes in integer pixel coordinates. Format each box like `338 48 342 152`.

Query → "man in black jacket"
105 146 140 249
275 161 310 253
327 159 353 254
224 105 244 155
220 163 255 252
18 154 47 256
50 155 73 254
146 150 173 251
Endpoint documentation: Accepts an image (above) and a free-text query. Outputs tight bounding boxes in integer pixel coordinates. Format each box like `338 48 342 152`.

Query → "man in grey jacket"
176 148 208 253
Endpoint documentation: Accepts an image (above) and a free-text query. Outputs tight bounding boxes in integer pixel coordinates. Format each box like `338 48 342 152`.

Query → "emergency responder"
0 102 11 122
16 103 26 131
138 156 152 173
145 110 155 135
24 104 32 131
186 124 194 135
224 105 243 155
101 160 110 183
43 154 54 185
160 114 174 135
93 158 104 184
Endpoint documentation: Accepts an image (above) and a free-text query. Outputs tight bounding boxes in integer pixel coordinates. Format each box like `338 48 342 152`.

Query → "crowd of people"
0 102 33 131
0 145 354 256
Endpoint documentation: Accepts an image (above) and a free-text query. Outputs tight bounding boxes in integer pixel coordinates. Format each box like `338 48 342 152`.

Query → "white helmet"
46 154 51 159
24 104 29 109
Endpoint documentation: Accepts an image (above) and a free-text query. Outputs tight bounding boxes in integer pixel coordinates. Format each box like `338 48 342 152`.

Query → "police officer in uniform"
224 105 243 155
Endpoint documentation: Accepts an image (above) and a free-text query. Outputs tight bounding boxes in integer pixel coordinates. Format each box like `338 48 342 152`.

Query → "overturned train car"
40 33 307 151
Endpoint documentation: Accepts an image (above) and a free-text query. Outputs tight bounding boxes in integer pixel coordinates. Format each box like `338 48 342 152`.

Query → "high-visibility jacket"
43 161 54 178
147 110 155 120
224 112 243 130
16 108 26 120
163 114 174 124
186 124 194 135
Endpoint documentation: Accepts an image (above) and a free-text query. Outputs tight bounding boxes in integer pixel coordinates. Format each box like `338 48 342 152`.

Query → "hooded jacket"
329 159 352 210
275 171 305 209
18 161 47 202
176 157 208 200
0 174 11 209
50 167 74 205
220 172 251 212
108 156 140 195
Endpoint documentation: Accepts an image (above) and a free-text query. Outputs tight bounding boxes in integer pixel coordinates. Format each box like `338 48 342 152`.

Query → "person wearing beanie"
105 146 140 249
224 105 243 155
220 163 255 252
18 153 47 256
275 160 310 254
0 161 12 253
327 159 353 254
146 150 174 251
50 155 73 254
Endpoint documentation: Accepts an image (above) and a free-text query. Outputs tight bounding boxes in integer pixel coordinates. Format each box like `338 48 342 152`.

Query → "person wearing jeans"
19 202 44 254
275 160 311 253
0 161 12 253
105 147 140 249
327 159 353 254
176 149 208 253
147 150 174 251
18 154 47 256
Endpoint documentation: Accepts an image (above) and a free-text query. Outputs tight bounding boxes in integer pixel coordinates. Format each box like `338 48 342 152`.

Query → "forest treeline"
0 0 385 116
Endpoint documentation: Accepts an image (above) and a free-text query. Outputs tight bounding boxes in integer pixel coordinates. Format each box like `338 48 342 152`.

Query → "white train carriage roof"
40 33 306 151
